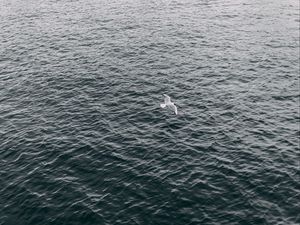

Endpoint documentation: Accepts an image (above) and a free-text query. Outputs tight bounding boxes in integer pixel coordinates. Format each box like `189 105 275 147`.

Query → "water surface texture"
1 0 299 224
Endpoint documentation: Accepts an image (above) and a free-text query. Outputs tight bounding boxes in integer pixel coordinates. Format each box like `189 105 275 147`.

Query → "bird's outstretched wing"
170 104 178 115
163 94 171 104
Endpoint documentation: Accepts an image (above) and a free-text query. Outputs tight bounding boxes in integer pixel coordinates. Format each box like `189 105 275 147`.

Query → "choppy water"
1 0 299 224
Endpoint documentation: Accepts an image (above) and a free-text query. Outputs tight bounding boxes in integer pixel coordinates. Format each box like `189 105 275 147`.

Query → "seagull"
160 94 178 115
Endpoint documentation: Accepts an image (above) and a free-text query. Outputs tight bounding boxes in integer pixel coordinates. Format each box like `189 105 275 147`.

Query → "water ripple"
1 0 299 225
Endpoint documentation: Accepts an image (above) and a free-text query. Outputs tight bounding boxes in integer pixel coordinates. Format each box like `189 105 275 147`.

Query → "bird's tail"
160 104 166 108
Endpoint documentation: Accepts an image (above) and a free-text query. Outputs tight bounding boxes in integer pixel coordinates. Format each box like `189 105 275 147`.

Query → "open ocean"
0 0 299 224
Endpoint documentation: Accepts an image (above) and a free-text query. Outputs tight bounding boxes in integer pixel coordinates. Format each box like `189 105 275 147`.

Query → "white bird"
160 94 178 115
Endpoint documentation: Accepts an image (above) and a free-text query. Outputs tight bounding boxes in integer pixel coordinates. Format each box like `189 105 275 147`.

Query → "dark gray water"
1 0 299 224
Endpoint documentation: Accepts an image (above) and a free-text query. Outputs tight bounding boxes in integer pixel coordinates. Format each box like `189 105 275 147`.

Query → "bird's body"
160 94 178 115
